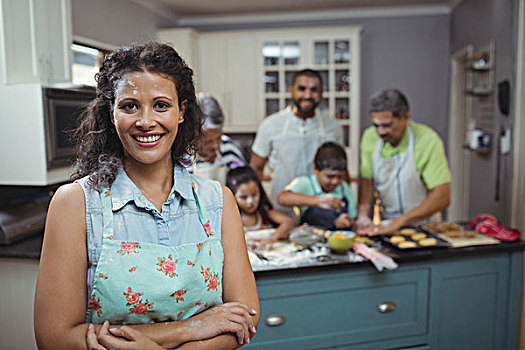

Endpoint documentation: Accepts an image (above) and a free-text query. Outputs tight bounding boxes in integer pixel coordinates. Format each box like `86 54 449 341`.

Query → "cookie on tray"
419 237 438 246
400 228 417 235
398 241 417 249
390 235 406 244
411 233 427 241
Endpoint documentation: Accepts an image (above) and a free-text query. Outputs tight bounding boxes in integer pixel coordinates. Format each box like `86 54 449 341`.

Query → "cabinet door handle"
377 302 396 313
265 314 286 326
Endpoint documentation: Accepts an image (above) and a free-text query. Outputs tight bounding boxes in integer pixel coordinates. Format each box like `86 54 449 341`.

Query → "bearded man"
250 69 343 215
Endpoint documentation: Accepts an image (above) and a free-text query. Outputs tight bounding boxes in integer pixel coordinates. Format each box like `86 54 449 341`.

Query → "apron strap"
189 175 216 237
281 108 291 137
100 187 115 240
318 113 325 136
407 122 415 151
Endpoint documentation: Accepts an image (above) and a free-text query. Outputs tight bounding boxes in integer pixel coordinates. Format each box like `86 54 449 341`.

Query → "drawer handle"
265 314 286 326
377 302 396 313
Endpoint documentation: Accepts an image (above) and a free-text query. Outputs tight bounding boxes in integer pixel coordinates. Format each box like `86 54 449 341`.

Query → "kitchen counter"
249 241 524 349
252 239 525 275
0 232 43 259
2 233 524 350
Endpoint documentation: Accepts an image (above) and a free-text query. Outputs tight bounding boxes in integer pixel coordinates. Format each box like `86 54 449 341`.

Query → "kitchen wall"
71 0 159 47
166 14 451 148
450 0 518 224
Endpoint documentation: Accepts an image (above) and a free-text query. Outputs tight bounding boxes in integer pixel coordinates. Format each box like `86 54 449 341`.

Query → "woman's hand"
86 322 165 350
184 302 257 346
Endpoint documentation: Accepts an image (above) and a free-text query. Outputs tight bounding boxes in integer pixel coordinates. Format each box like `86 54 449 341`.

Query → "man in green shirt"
357 89 451 235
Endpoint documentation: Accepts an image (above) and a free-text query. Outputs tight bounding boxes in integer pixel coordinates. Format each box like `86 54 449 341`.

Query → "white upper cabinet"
197 32 262 133
0 0 72 85
157 28 199 75
0 0 73 185
158 29 263 133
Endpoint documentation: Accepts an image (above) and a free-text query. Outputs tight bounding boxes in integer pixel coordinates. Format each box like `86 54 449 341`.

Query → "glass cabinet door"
262 35 356 147
262 40 303 116
314 41 329 65
283 42 300 65
334 40 350 64
311 38 353 147
259 27 360 193
263 42 280 66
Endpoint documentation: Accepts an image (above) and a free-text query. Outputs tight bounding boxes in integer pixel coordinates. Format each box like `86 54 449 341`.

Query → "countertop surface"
0 232 43 259
2 232 524 274
252 239 525 275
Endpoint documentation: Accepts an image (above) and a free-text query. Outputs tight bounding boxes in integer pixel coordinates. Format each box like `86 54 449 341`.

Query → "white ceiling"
133 0 458 22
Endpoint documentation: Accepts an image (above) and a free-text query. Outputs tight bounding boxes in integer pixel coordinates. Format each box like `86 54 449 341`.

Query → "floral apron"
86 180 224 325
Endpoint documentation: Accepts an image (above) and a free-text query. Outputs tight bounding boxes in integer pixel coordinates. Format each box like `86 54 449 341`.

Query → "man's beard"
293 98 320 116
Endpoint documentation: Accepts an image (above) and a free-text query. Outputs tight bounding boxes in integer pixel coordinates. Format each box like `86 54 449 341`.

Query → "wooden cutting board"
436 232 500 247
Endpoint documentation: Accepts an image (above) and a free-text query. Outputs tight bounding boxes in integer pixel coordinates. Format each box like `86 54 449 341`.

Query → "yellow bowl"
327 230 356 254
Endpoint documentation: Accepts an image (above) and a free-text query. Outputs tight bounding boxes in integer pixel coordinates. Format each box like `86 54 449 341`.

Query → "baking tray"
419 222 500 247
378 227 451 250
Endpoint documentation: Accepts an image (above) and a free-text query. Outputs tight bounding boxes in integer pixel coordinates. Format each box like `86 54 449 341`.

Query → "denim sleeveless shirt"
76 165 223 307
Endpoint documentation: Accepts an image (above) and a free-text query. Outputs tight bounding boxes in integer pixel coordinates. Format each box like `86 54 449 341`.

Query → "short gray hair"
196 93 224 129
369 89 409 118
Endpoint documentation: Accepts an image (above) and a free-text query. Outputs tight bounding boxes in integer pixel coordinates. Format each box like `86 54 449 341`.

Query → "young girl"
226 166 295 249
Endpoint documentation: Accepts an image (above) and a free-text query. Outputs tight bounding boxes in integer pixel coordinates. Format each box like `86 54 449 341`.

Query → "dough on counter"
419 237 438 246
400 228 417 235
398 241 417 248
411 233 427 241
390 235 406 244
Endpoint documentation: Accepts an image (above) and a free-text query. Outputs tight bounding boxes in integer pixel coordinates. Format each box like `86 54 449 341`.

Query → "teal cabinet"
429 253 522 350
251 268 428 349
248 250 523 349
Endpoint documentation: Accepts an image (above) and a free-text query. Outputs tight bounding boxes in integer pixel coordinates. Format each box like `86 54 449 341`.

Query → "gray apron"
270 108 326 216
372 123 441 223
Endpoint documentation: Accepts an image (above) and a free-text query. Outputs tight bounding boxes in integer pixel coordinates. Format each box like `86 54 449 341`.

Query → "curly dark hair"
71 41 203 189
225 166 277 227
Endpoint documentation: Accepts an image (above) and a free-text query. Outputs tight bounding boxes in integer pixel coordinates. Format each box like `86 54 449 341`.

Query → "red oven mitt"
468 214 521 242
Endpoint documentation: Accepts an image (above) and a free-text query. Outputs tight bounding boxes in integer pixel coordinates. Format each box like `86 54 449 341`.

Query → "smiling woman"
34 42 259 350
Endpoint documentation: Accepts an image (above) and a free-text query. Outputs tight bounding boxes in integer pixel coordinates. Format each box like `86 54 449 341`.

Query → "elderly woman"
190 93 246 183
34 42 259 350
